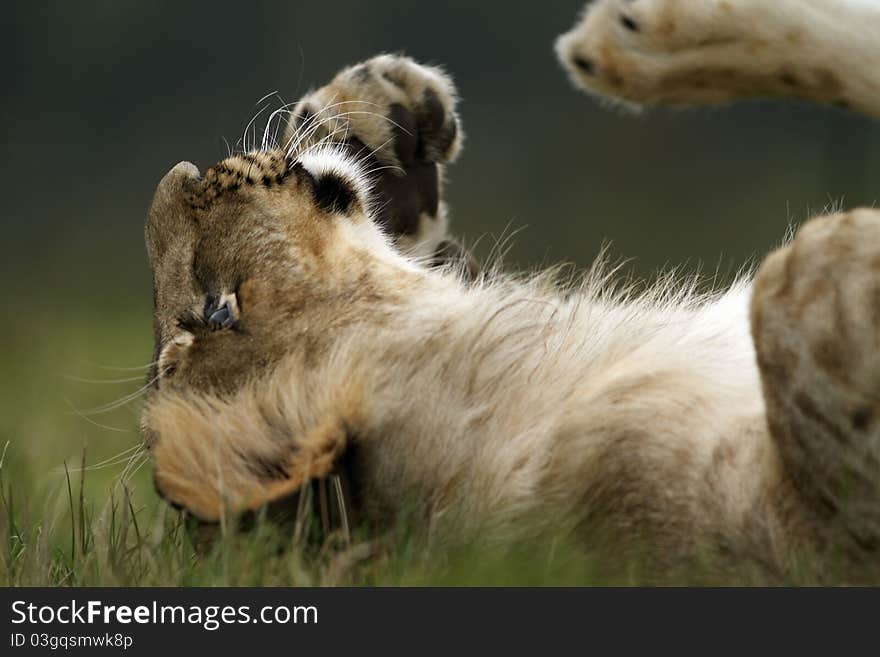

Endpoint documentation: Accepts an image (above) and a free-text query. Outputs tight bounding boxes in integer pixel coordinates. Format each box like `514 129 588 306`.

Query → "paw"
156 331 194 381
149 394 350 523
556 0 831 108
284 54 462 255
752 209 880 542
753 209 880 404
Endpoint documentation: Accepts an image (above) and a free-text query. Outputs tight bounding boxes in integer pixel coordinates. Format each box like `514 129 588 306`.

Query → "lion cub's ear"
145 389 351 523
309 169 360 216
293 152 369 218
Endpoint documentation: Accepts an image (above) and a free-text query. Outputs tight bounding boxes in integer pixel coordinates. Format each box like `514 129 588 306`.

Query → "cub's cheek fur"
145 376 357 523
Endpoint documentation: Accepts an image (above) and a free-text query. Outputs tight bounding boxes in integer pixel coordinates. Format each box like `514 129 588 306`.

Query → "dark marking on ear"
313 172 358 215
288 159 317 189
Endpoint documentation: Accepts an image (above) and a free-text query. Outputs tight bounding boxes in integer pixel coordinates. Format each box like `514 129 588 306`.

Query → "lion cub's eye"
204 294 239 331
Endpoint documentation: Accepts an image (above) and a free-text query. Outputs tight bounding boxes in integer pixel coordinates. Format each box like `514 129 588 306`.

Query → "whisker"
54 444 144 474
268 91 293 152
116 448 149 487
261 100 298 152
68 373 160 417
285 100 402 157
64 397 133 432
294 108 412 155
84 360 156 372
241 101 273 153
63 374 149 385
84 445 145 470
255 89 281 106
362 163 406 177
345 132 402 174
122 453 150 484
285 93 345 154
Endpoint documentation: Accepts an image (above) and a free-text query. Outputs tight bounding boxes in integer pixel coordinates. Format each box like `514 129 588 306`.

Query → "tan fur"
143 6 880 582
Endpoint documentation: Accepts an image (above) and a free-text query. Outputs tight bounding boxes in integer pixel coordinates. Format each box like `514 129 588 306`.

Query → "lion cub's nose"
207 301 235 330
207 303 230 330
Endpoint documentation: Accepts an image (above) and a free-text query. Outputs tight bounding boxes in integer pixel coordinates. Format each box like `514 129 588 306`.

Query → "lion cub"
144 1 880 582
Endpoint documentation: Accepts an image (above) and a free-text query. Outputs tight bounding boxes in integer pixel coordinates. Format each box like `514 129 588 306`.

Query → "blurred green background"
2 0 879 575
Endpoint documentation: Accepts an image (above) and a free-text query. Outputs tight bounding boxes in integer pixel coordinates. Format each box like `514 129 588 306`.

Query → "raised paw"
556 0 857 111
751 209 880 555
284 54 462 257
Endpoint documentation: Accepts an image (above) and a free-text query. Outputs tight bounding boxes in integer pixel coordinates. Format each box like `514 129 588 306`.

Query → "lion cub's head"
145 147 405 397
142 147 413 520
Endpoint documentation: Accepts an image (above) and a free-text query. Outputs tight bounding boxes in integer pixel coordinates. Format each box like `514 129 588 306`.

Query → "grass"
0 460 610 586
0 436 607 586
